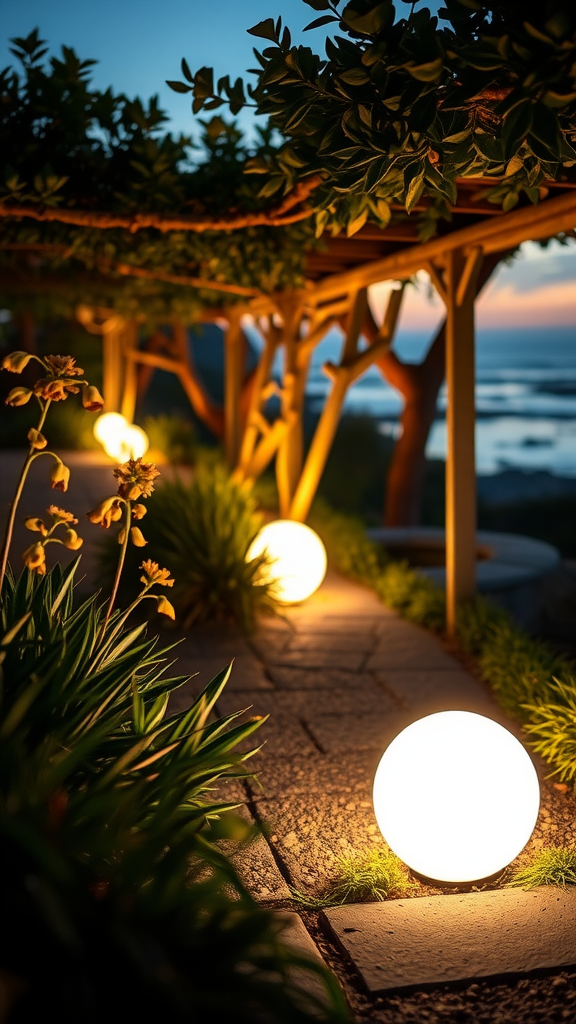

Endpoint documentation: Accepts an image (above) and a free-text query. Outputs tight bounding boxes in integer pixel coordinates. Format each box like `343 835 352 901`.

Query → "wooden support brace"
288 288 368 523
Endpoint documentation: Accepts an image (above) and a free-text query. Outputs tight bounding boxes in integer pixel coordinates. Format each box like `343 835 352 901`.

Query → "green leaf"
405 172 425 213
166 80 192 94
247 18 279 43
530 103 561 158
304 15 338 31
342 3 392 36
347 207 368 236
339 68 371 86
181 58 194 83
406 58 443 82
502 99 533 160
543 89 576 108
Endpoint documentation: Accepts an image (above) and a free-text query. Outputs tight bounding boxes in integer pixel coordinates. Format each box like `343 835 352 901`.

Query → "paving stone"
277 913 331 1005
248 750 386 893
324 888 576 993
305 709 410 755
366 621 462 671
284 633 377 654
219 683 397 722
227 804 291 902
267 667 379 692
266 648 367 671
374 669 495 715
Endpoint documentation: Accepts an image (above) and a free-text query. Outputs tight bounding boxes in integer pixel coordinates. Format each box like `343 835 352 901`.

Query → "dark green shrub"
99 464 280 631
310 498 385 586
0 563 345 1024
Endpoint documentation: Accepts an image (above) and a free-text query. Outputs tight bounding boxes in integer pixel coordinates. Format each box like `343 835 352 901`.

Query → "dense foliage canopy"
0 31 315 315
179 0 576 238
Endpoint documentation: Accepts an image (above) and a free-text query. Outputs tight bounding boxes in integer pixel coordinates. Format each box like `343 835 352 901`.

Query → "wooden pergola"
15 180 576 631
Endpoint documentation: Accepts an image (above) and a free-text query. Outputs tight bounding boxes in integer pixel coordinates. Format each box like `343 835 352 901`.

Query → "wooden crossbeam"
306 190 576 303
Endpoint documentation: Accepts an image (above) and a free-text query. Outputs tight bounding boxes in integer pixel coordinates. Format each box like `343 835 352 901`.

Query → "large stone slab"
366 622 462 672
374 668 495 715
324 888 576 993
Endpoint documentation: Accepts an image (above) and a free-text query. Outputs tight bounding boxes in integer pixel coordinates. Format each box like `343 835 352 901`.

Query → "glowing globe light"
247 520 327 604
93 412 127 451
93 413 149 461
121 423 149 460
373 711 540 883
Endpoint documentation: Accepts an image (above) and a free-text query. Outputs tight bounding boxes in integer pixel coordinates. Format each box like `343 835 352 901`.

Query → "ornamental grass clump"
295 848 416 909
509 847 576 889
115 465 280 631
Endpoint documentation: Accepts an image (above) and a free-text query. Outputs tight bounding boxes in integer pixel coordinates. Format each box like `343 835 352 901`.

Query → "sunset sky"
1 0 575 330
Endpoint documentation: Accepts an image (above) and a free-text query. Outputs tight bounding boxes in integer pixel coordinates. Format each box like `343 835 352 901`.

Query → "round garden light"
373 711 540 884
246 520 327 604
93 413 149 461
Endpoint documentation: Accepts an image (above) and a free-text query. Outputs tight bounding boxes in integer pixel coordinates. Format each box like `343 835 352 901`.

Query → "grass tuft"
508 847 576 889
294 847 417 908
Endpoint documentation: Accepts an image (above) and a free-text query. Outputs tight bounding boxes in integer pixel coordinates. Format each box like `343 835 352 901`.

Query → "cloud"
368 241 576 332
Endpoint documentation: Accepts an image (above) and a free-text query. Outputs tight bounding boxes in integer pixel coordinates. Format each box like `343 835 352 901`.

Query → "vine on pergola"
0 30 318 316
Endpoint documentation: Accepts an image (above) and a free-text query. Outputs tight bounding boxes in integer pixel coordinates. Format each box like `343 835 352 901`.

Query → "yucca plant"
0 572 346 1022
0 348 347 1023
99 463 279 631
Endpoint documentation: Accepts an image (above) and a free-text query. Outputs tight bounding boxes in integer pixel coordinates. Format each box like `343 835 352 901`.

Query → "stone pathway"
171 571 576 1022
2 449 575 1019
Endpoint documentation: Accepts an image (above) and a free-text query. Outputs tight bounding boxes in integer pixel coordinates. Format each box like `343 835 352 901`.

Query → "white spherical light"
93 414 149 462
246 520 327 604
373 711 540 883
93 412 127 451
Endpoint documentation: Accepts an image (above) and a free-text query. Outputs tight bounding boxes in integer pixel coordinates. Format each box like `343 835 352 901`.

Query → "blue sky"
1 0 574 324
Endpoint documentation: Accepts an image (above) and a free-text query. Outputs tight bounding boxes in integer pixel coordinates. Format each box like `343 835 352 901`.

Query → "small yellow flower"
130 526 147 547
22 541 46 572
2 351 33 373
86 496 122 527
113 458 160 500
82 384 104 412
50 460 70 492
140 559 174 587
47 506 77 525
63 528 83 551
24 517 47 535
156 595 176 619
6 387 33 407
28 428 47 449
131 503 147 520
117 527 126 545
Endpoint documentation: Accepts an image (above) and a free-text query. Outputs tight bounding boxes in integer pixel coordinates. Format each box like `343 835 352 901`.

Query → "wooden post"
275 296 306 516
224 311 243 468
444 247 483 634
120 319 139 422
237 325 279 477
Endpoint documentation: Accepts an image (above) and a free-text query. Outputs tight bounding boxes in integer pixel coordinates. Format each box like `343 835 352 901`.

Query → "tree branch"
0 174 324 234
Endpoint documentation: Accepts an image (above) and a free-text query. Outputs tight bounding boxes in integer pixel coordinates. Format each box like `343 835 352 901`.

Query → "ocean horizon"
302 324 576 478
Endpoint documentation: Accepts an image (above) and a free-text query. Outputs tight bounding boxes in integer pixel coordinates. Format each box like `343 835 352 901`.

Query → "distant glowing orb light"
93 413 149 461
247 520 327 604
373 711 540 883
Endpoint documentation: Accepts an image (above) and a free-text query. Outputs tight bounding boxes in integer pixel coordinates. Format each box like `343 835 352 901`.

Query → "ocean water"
303 325 576 477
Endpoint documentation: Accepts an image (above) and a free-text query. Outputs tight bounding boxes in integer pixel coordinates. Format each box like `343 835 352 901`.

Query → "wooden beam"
306 190 576 303
237 329 278 476
444 247 483 634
